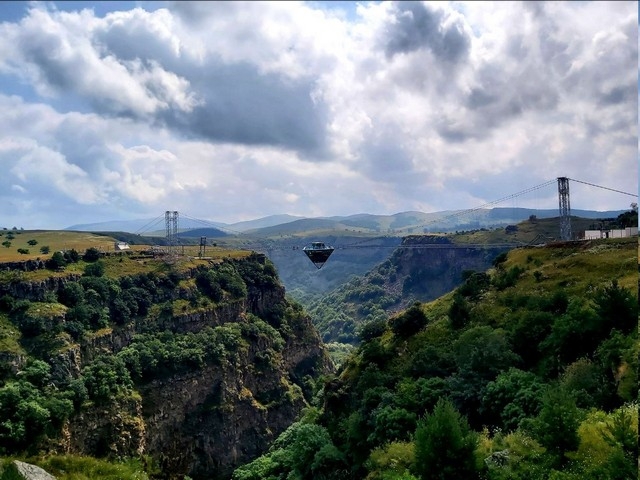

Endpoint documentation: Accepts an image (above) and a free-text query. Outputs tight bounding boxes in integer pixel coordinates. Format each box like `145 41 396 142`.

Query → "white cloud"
0 1 635 229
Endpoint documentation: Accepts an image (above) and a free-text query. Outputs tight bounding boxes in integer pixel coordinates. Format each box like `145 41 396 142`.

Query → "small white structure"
114 241 130 251
583 227 638 240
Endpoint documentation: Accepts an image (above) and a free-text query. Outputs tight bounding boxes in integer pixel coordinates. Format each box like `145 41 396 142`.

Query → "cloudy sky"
0 1 637 229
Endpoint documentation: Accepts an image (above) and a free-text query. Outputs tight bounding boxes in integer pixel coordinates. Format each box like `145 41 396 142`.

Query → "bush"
195 270 223 302
359 319 388 342
390 303 428 338
46 252 67 270
39 245 50 254
82 247 101 262
493 266 524 290
83 261 105 277
58 282 85 307
17 248 29 255
64 249 80 263
492 252 508 267
0 295 15 312
82 356 133 403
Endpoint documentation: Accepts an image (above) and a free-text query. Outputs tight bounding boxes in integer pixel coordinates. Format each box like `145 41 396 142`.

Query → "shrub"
390 303 428 338
83 261 105 277
64 249 80 263
82 356 133 403
82 247 101 262
46 252 67 270
359 319 388 342
58 282 85 307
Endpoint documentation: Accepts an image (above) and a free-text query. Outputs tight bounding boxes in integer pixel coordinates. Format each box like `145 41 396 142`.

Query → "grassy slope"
0 231 122 262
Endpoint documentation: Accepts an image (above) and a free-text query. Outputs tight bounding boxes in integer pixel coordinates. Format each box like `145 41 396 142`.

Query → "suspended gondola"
302 241 335 269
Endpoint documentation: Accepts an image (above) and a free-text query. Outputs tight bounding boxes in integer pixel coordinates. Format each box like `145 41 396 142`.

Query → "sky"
0 1 637 229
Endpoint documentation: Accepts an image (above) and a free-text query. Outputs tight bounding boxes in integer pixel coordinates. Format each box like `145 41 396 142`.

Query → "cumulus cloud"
0 1 636 229
383 1 471 63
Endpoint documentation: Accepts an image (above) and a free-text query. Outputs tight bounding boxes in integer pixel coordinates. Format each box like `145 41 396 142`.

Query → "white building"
114 241 130 251
583 227 638 240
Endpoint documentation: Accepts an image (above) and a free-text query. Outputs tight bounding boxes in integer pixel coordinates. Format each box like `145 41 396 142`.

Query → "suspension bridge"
136 177 637 261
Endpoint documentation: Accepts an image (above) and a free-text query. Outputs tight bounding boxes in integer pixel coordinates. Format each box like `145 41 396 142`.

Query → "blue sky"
0 1 637 229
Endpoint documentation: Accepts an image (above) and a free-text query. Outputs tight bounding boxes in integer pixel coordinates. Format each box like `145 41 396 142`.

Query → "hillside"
233 235 638 480
63 208 627 236
0 250 331 479
304 215 636 347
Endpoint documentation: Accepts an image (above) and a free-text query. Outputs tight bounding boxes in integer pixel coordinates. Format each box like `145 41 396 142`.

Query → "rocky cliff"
308 235 510 344
0 253 332 480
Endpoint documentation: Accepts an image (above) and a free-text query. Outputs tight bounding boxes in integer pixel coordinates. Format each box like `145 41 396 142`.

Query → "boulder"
2 461 56 480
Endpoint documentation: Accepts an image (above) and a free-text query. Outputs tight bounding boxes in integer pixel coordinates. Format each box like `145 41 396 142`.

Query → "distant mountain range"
65 207 626 236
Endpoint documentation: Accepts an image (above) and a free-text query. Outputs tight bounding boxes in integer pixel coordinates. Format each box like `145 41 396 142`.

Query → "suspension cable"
568 178 638 197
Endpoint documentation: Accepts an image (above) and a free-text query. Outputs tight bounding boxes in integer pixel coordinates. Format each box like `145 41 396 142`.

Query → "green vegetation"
306 236 507 346
0 251 290 469
0 455 151 479
234 238 638 479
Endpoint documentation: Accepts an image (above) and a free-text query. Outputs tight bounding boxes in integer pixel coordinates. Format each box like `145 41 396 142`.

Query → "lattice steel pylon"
165 210 179 256
557 177 572 241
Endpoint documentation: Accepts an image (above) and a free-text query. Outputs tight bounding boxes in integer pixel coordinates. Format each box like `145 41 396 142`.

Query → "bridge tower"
557 177 572 241
165 210 179 256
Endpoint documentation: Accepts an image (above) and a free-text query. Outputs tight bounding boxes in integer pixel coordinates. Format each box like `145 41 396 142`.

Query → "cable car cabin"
303 242 335 269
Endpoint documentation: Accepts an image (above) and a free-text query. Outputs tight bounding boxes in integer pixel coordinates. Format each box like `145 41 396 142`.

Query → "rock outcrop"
3 255 333 480
2 461 57 480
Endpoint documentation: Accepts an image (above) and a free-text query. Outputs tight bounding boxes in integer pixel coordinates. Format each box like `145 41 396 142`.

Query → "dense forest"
232 237 638 480
0 248 330 479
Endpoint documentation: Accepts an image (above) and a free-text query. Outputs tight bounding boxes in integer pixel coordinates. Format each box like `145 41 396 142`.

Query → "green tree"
64 248 80 263
359 318 388 342
592 280 637 335
530 386 582 466
17 248 29 255
27 239 38 246
82 355 133 403
369 406 417 445
39 245 50 254
83 247 101 262
21 360 51 388
58 282 85 307
413 398 478 480
233 422 347 480
481 368 544 430
46 251 67 270
1 240 10 248
448 293 470 329
366 442 416 480
83 260 105 277
390 302 428 338
195 269 223 301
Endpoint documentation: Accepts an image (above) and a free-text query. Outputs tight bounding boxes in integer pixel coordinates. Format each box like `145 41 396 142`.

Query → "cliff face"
136 284 330 480
308 235 510 344
391 235 508 302
0 254 332 480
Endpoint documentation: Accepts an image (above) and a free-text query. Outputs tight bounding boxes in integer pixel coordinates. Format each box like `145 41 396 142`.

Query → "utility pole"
557 177 572 241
